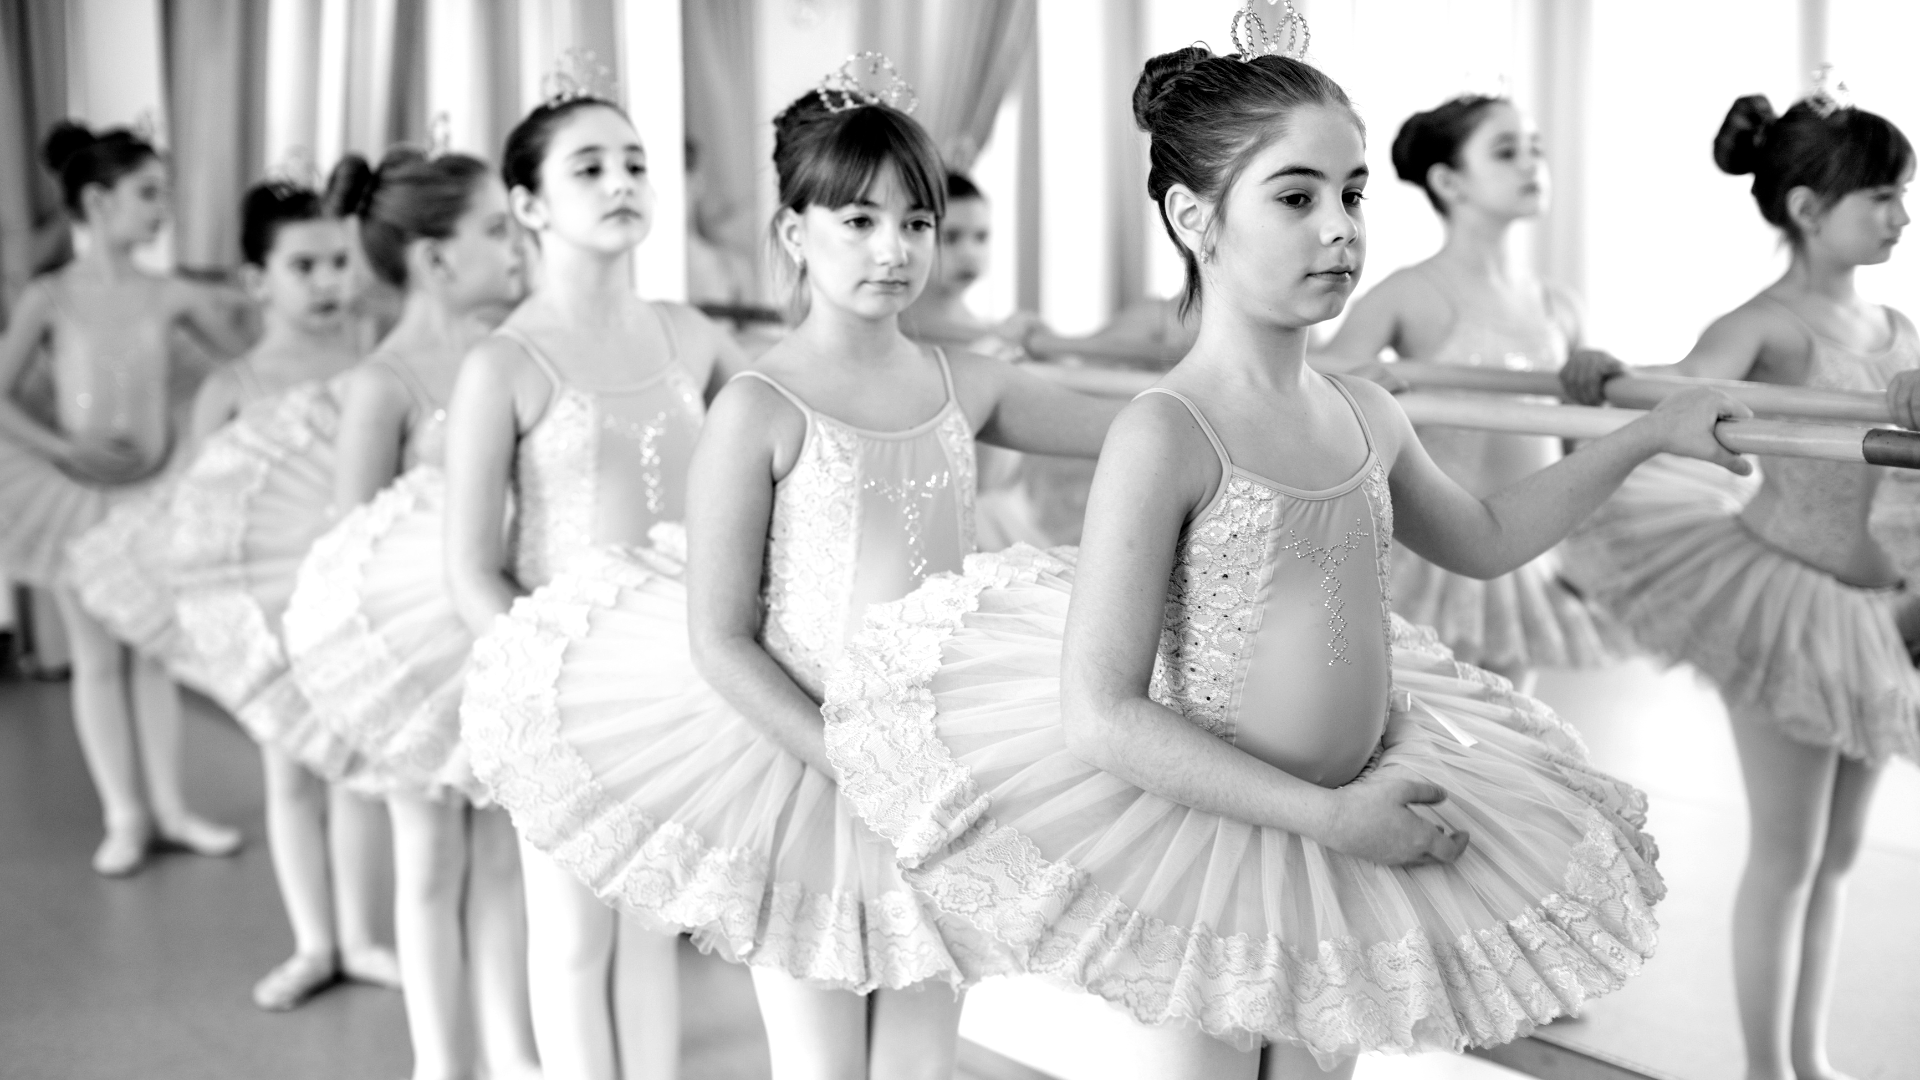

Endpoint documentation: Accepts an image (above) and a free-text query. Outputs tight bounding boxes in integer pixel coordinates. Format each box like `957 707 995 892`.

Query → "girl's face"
251 218 353 334
1443 103 1546 220
521 105 654 253
1803 166 1912 266
934 196 991 297
426 177 527 313
1204 104 1367 328
786 162 937 320
87 157 171 245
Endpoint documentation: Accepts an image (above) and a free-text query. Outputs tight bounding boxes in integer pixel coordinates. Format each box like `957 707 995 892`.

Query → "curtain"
162 0 266 273
0 1 70 317
683 0 761 291
858 0 1037 172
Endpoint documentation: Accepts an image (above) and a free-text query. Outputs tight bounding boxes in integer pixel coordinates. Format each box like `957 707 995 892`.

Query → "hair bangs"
787 106 946 220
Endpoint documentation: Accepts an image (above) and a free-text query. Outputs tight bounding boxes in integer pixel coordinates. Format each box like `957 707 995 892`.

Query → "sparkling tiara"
818 52 918 115
1231 0 1310 62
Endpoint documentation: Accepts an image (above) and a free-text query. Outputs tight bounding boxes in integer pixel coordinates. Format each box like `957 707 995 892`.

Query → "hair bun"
41 121 97 173
1714 94 1777 176
772 90 836 145
1133 46 1213 134
323 154 378 217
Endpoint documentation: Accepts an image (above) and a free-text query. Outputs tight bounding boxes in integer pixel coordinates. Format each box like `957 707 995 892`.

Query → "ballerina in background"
1318 94 1625 687
1561 90 1918 1080
282 147 538 1080
0 122 247 877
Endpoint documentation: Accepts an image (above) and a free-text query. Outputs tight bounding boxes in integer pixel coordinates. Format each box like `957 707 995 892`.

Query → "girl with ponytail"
1561 91 1918 1080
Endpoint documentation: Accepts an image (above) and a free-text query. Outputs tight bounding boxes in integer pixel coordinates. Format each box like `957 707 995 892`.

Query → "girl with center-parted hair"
820 41 1746 1079
1560 92 1918 1080
0 122 250 879
1318 95 1631 687
279 149 540 1080
459 76 1124 1078
447 93 746 1080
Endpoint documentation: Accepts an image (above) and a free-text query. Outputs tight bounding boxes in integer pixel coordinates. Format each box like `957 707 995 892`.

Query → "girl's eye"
1344 190 1367 208
578 164 602 178
908 219 934 232
846 215 872 229
1279 192 1310 209
628 162 647 176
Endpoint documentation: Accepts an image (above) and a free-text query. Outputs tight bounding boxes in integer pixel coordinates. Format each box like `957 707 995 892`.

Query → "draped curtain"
162 0 265 273
683 0 761 291
858 0 1037 171
0 1 70 317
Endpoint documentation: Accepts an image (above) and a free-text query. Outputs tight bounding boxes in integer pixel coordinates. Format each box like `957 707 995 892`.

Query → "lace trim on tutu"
825 544 1662 1060
286 467 480 803
461 542 973 992
67 480 189 663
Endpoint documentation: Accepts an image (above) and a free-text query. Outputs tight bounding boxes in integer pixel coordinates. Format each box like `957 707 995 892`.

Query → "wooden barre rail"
1396 393 1920 469
1387 363 1894 424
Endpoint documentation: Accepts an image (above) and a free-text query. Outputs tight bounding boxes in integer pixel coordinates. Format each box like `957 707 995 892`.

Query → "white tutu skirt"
1391 547 1628 671
461 540 1006 993
1562 456 1919 763
0 435 120 588
285 466 479 803
169 383 379 786
822 545 1664 1062
66 477 201 672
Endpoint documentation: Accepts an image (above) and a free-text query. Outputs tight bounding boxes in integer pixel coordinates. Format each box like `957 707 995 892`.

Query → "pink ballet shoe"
339 946 402 990
154 816 243 858
91 825 149 877
252 952 339 1011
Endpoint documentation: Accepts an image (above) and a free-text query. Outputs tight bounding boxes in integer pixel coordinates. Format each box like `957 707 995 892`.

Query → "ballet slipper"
91 824 149 877
252 952 339 1011
154 815 243 858
339 946 403 989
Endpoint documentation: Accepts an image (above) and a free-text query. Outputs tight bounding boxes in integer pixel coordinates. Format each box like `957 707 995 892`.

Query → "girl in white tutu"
448 93 743 1080
281 149 538 1079
1560 91 1917 1080
1319 95 1625 685
821 36 1748 1078
0 122 246 876
169 172 401 1011
460 65 1122 1079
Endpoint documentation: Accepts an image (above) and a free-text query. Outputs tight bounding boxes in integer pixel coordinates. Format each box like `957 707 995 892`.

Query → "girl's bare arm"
444 338 545 635
332 363 411 510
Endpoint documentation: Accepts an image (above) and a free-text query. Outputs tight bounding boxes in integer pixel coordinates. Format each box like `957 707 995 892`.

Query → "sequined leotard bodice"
1143 380 1396 788
737 350 977 698
1739 300 1920 585
501 316 706 589
47 276 176 480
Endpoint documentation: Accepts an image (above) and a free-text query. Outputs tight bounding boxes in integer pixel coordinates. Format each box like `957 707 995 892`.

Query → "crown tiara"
266 146 320 190
542 47 617 108
1808 63 1852 118
818 52 918 115
1231 0 1310 62
427 112 453 157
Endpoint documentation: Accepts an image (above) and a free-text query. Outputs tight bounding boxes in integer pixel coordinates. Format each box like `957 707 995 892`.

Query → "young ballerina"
168 172 402 1011
445 93 745 1080
1317 95 1624 685
459 72 1122 1080
820 37 1747 1080
1560 92 1917 1080
280 149 539 1080
0 122 246 876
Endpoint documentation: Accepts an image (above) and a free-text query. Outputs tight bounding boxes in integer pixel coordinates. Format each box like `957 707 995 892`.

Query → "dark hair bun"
324 154 378 218
1133 46 1212 134
41 121 96 173
1714 95 1778 176
772 90 837 145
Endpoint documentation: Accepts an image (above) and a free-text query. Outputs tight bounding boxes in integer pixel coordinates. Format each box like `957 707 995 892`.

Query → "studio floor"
1 656 1914 1080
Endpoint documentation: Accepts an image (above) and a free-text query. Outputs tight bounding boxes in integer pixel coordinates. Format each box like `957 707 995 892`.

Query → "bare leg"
612 920 680 1080
868 982 965 1080
129 651 239 855
748 966 867 1080
1099 1020 1259 1080
1727 707 1839 1080
389 794 470 1080
470 808 540 1079
1259 1043 1355 1080
520 839 619 1080
52 589 149 874
328 784 400 986
1790 755 1882 1080
254 746 342 1011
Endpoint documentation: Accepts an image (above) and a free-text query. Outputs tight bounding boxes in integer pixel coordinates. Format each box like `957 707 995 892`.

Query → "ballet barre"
1396 392 1920 469
1387 363 1894 424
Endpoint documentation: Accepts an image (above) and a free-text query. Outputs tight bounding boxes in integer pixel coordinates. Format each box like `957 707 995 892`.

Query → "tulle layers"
285 466 479 802
823 545 1665 1062
0 435 115 588
1391 547 1628 671
168 383 380 786
460 543 1007 993
66 478 197 666
1563 456 1920 763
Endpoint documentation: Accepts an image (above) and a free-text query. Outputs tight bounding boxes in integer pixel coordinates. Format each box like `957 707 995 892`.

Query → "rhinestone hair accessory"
265 147 320 190
427 112 453 157
1231 0 1309 62
541 47 616 107
818 52 918 115
1808 63 1852 117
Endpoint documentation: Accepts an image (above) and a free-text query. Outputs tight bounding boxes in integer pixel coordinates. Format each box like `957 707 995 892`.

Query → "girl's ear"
1785 185 1825 238
775 207 806 267
238 262 267 301
509 185 547 233
78 182 112 226
1163 184 1214 263
405 236 446 287
1425 161 1464 211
